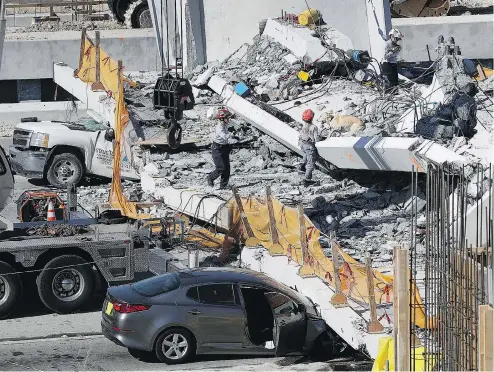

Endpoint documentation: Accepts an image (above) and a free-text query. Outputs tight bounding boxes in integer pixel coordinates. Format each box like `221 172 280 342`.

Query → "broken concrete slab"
262 18 352 64
210 74 467 173
209 75 302 156
241 247 385 359
141 171 233 230
53 63 116 126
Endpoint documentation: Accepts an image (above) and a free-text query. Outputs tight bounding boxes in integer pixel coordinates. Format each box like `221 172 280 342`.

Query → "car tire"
0 261 22 319
37 255 95 314
155 328 195 364
46 153 84 189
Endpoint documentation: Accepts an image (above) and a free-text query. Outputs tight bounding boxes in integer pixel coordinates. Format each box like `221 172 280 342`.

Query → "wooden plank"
479 305 494 371
73 28 86 77
330 231 348 307
297 204 315 278
265 186 284 255
477 64 487 81
365 253 384 333
232 186 259 247
91 31 105 92
394 246 410 371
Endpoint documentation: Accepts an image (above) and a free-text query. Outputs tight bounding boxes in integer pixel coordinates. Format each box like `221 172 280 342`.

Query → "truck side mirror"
104 128 115 142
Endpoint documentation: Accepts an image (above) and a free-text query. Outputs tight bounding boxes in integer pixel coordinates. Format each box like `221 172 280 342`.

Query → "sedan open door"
0 146 14 212
264 291 307 356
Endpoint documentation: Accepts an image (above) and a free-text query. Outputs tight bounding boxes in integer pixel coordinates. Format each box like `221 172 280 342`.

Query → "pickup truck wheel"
46 153 83 188
37 255 95 314
0 261 22 319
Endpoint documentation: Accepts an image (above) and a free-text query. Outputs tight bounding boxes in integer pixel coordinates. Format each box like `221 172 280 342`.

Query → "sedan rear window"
132 272 181 297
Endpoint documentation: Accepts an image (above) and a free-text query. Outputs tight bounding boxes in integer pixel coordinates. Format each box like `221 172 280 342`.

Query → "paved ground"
0 334 372 371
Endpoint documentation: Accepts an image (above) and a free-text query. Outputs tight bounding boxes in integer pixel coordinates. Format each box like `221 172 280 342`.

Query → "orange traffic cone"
47 200 56 222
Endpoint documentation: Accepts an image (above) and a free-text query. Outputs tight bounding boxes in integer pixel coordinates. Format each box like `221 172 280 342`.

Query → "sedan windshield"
132 272 181 297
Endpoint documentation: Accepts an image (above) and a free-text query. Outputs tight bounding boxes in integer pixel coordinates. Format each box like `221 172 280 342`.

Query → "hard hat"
217 108 232 120
302 109 315 122
389 28 404 39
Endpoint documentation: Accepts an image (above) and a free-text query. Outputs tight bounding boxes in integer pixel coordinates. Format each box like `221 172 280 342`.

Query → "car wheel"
46 153 84 189
155 328 195 364
0 261 22 319
37 255 95 314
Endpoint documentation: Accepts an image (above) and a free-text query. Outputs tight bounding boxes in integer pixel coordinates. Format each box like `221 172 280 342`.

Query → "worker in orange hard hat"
207 108 233 189
298 108 319 187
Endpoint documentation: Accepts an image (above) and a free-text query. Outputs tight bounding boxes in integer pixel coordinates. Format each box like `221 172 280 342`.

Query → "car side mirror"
104 128 115 142
297 303 306 314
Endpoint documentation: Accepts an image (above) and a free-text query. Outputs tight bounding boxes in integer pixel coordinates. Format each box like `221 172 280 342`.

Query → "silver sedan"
101 267 346 364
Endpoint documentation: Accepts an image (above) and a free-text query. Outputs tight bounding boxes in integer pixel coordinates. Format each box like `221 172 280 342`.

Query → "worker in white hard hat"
383 28 404 89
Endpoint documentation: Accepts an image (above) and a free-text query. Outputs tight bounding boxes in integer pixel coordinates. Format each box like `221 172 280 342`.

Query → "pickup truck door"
90 126 140 181
0 146 14 213
264 291 307 356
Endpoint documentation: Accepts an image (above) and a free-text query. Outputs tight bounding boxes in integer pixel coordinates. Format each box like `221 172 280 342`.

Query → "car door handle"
188 310 201 315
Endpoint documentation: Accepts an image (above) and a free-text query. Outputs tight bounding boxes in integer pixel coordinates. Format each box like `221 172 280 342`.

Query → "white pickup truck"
0 146 14 212
9 116 141 188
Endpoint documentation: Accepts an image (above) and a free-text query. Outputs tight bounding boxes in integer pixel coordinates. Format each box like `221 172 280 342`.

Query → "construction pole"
297 204 315 278
365 253 384 333
0 0 6 72
265 186 284 255
394 246 411 371
74 28 87 76
232 186 260 247
330 232 348 307
91 31 105 91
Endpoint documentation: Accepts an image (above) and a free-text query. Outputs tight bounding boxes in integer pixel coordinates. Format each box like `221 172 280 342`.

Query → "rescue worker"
298 109 319 187
207 108 233 189
383 28 404 89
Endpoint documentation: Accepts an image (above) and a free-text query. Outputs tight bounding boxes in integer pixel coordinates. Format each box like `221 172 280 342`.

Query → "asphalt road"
0 335 373 371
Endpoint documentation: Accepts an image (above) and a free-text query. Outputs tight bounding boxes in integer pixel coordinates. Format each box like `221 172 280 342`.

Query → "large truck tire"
46 153 84 189
124 0 152 28
107 0 130 23
37 255 95 314
0 261 22 319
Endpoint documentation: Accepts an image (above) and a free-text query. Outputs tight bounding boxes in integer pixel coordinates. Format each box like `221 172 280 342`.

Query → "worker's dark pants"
209 143 231 188
300 140 317 181
382 62 398 88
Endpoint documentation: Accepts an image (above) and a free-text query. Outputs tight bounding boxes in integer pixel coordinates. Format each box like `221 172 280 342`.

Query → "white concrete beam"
209 75 467 173
241 247 384 358
208 75 302 156
262 18 351 63
365 0 392 62
141 172 233 230
53 63 115 126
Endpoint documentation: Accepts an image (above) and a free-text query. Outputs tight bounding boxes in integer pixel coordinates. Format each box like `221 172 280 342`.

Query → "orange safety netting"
232 196 433 329
74 34 147 220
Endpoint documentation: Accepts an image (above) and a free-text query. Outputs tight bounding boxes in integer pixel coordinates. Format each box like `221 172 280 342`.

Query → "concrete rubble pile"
121 17 492 268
